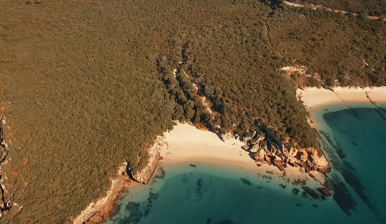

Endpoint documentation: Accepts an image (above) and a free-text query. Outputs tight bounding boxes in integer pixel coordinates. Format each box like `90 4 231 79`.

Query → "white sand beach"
297 87 386 130
160 123 325 185
297 87 386 112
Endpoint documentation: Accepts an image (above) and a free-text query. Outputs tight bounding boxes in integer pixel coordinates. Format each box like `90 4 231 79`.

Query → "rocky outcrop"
252 145 329 174
73 137 165 224
280 65 308 77
283 0 386 22
131 138 163 184
72 164 131 224
258 124 283 152
241 128 330 181
290 147 330 173
0 116 12 217
318 187 332 196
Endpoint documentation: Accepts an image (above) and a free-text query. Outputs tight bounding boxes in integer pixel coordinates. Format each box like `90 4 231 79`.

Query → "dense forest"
0 0 385 223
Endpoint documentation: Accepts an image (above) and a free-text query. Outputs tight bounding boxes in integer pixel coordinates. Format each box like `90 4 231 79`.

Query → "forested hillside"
0 0 384 223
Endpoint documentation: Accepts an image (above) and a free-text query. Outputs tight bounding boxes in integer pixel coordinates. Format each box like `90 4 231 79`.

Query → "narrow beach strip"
297 87 386 112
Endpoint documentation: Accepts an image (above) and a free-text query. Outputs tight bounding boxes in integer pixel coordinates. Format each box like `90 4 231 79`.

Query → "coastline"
71 165 131 224
72 139 165 224
297 87 386 129
297 87 386 111
159 123 325 186
73 86 386 224
73 122 327 223
298 87 386 223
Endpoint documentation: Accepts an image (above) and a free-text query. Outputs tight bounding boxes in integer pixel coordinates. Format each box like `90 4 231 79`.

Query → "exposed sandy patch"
280 65 308 76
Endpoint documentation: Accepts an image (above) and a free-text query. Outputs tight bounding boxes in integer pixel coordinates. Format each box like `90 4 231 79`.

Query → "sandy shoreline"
160 123 324 185
297 87 386 112
297 87 386 130
74 122 326 223
72 86 386 223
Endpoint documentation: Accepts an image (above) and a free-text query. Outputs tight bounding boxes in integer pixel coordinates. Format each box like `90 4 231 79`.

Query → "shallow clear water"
319 103 386 223
105 104 386 224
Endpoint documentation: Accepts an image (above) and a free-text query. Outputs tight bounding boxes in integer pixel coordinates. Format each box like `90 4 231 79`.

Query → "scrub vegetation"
0 0 384 223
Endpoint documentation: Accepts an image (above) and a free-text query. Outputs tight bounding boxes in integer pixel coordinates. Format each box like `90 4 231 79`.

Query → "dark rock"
147 192 159 203
318 187 332 196
330 178 356 215
272 157 285 171
301 186 320 199
240 178 252 186
241 144 249 151
287 160 295 167
124 202 143 223
291 188 300 195
154 167 165 179
295 152 304 160
259 123 283 152
291 179 306 185
196 178 203 195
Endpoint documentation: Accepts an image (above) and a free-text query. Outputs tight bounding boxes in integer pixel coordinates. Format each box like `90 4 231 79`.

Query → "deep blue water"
105 104 386 224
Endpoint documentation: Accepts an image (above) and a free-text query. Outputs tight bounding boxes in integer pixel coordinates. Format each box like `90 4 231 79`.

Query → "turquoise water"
317 103 386 223
105 104 386 224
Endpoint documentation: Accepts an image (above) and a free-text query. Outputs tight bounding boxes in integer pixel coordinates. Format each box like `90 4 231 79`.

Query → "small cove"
105 103 386 224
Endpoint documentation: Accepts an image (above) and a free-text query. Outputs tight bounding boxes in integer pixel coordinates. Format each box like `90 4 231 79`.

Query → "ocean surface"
105 103 386 224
